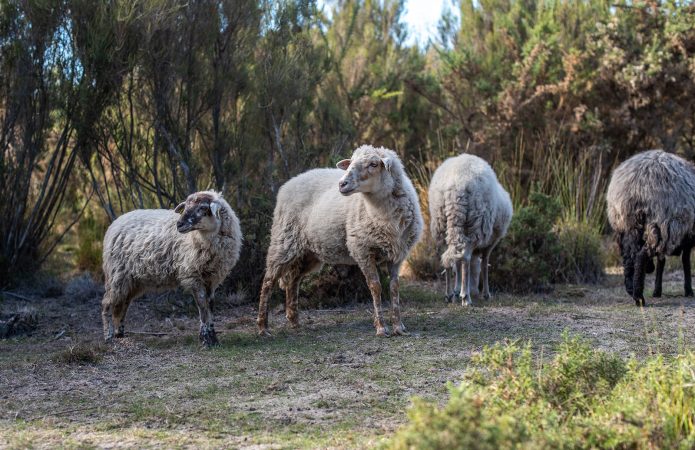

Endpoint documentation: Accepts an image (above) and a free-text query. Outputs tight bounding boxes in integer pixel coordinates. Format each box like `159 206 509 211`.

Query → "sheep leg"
359 257 389 337
683 246 694 297
453 261 463 299
444 268 452 302
460 247 474 306
388 262 408 336
470 255 481 298
480 249 491 300
257 270 278 337
653 257 665 298
633 247 649 306
101 291 114 341
194 288 218 347
284 276 300 328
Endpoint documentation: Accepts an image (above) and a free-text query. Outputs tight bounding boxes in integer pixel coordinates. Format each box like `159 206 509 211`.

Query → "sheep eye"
369 162 378 168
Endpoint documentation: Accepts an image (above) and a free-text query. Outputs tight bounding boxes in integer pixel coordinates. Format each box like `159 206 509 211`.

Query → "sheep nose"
339 180 349 189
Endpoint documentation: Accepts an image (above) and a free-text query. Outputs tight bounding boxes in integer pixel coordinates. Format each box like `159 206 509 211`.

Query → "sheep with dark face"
607 150 695 305
101 191 242 346
257 145 423 337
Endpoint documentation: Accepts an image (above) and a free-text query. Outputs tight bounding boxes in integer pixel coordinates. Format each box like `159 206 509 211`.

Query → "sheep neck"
361 185 406 218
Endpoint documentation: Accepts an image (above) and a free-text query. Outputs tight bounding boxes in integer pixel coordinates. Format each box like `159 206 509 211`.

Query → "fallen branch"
128 331 170 336
1 291 35 302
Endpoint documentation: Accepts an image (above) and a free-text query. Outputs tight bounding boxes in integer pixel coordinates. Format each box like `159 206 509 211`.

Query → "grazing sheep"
428 154 513 305
101 191 242 346
257 145 423 337
607 150 695 305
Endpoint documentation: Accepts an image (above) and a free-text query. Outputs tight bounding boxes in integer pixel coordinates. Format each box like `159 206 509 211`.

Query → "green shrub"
490 192 563 293
554 220 604 284
386 335 695 449
490 192 604 292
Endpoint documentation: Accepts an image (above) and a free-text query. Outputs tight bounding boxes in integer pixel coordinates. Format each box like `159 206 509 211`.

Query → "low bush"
554 220 604 284
387 335 695 449
490 192 563 293
490 192 605 293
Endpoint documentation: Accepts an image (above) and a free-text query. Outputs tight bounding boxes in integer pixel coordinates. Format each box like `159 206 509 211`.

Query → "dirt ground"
2 269 695 449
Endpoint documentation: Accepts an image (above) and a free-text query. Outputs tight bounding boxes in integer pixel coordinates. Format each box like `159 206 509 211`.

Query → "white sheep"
257 145 423 337
428 153 512 305
101 191 242 346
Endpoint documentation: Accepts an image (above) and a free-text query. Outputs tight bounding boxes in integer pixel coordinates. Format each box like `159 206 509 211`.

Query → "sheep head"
337 145 398 196
174 191 223 234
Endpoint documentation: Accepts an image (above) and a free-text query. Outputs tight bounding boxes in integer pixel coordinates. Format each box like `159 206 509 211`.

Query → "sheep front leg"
388 262 408 336
359 257 389 337
452 261 463 300
194 288 218 347
683 246 694 297
459 247 474 306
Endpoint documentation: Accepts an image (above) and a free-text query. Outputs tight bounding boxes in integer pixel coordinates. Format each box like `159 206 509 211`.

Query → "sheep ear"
337 159 351 170
210 201 221 219
174 202 186 213
381 157 393 172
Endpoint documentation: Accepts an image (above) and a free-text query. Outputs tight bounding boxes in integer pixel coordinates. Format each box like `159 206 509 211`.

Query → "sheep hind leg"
653 257 665 298
359 257 389 337
257 269 280 337
459 247 474 307
470 255 482 298
481 247 493 300
633 247 649 306
284 255 321 329
683 246 693 297
388 262 408 336
111 295 132 339
101 290 114 341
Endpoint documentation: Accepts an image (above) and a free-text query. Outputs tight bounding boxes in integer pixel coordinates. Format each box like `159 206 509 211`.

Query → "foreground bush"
387 336 695 449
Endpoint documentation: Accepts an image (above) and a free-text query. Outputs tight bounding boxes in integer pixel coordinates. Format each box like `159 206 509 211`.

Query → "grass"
1 271 695 448
386 335 695 449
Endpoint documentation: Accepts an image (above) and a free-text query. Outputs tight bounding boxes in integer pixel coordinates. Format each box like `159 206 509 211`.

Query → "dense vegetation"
1 0 694 295
387 335 695 449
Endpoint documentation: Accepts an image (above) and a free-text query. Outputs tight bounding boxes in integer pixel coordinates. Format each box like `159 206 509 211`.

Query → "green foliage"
554 219 604 284
75 212 107 275
491 192 562 293
387 335 695 449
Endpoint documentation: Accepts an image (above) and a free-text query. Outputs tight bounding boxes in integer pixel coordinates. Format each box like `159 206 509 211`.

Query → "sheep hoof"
392 324 409 336
258 328 273 337
460 296 473 307
652 291 662 298
376 326 391 337
483 292 491 300
287 318 300 329
634 297 646 307
444 293 456 303
685 289 694 297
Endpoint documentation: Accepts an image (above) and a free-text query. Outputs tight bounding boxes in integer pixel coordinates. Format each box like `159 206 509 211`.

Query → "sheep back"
428 153 512 268
607 150 695 256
